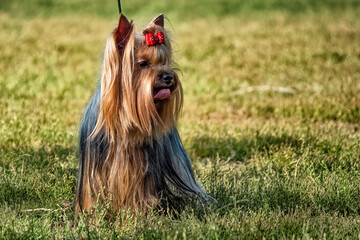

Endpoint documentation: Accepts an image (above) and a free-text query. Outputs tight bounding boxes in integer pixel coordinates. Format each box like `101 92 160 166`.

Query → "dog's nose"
162 73 173 84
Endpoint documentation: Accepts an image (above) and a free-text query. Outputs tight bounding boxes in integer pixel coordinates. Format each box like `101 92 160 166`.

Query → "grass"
1 0 360 239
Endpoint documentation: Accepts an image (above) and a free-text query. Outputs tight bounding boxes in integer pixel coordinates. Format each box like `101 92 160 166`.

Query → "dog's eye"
139 60 149 68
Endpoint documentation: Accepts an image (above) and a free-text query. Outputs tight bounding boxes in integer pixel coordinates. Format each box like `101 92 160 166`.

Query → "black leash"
117 0 122 14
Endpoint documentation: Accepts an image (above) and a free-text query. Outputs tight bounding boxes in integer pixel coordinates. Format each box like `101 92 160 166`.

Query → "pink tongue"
153 89 171 100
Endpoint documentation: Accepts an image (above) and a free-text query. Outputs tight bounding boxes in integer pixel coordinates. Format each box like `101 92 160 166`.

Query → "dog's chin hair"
91 27 183 143
75 16 207 216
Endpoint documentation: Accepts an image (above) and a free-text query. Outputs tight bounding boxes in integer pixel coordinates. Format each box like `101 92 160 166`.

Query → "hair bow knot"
145 32 165 46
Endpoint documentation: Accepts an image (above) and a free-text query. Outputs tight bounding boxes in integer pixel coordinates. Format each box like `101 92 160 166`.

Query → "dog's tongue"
153 89 171 100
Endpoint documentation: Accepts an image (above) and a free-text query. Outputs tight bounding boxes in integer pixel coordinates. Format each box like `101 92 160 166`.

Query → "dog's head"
95 14 183 142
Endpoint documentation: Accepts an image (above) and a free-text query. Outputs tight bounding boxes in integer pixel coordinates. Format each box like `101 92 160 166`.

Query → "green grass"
1 0 360 239
1 0 360 19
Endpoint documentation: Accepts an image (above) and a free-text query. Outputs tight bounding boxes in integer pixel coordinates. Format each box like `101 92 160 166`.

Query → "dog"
75 13 208 216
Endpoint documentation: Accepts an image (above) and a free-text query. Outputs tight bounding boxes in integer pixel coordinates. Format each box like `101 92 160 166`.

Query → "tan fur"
76 16 184 216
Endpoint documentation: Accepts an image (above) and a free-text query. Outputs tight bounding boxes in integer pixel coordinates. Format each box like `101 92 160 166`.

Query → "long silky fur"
75 18 207 216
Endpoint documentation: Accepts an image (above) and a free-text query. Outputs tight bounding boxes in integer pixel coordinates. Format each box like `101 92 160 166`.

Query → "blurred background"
1 0 360 19
1 0 360 238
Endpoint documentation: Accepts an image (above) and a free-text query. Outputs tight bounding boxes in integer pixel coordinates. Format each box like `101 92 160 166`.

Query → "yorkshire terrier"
75 13 208 215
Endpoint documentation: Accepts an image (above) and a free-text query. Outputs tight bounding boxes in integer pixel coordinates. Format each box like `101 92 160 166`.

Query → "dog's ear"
150 14 164 28
116 14 132 48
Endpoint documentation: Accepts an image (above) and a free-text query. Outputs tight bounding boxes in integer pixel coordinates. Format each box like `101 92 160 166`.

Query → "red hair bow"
145 32 165 46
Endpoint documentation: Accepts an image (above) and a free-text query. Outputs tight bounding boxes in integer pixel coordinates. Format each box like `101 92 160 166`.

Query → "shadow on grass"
0 145 78 207
189 133 360 216
188 132 312 162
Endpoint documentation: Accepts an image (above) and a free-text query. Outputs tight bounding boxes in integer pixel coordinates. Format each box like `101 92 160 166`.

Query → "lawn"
0 0 360 239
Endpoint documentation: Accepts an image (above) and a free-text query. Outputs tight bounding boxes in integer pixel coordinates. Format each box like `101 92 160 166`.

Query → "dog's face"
97 14 183 141
134 15 180 107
